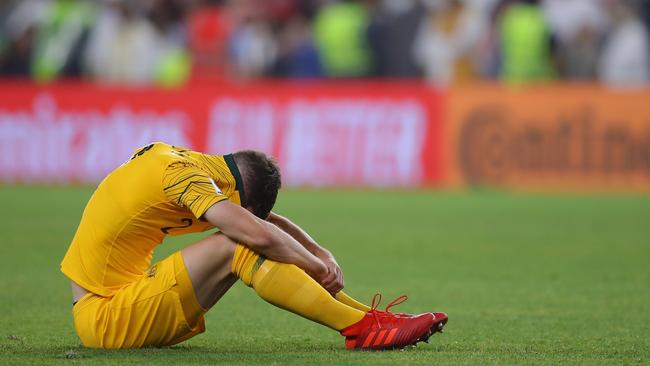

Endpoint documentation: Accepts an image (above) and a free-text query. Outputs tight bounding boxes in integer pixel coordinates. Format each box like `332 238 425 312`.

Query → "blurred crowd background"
1 0 649 88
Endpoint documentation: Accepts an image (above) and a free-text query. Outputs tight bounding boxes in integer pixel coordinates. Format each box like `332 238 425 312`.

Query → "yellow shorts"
72 251 206 348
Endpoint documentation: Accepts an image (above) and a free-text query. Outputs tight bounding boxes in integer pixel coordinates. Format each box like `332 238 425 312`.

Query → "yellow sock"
231 244 365 330
335 291 371 312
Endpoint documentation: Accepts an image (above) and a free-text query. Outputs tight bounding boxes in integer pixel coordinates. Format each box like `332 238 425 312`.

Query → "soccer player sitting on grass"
61 142 447 350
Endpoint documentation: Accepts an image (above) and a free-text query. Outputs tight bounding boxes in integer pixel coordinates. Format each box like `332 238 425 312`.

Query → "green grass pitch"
1 186 649 365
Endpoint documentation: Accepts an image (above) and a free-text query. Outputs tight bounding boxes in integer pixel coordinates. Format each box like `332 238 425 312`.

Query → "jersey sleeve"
162 161 228 218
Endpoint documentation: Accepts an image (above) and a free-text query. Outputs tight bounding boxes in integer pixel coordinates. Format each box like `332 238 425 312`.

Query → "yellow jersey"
61 142 246 297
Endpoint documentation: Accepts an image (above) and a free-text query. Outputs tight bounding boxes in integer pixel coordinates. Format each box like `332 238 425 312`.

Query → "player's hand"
306 256 329 284
319 255 345 296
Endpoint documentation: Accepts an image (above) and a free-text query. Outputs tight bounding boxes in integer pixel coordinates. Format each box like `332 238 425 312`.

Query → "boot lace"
368 293 408 328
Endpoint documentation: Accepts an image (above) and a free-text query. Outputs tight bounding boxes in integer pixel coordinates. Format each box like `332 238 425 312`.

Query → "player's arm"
202 201 328 281
266 212 344 295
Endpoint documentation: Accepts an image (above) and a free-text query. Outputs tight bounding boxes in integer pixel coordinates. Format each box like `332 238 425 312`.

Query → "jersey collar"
223 154 247 208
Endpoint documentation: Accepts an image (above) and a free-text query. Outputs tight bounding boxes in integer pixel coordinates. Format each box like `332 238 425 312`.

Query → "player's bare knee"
203 232 237 262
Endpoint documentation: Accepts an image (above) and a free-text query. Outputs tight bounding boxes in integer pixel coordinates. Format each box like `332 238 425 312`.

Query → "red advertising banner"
0 81 443 186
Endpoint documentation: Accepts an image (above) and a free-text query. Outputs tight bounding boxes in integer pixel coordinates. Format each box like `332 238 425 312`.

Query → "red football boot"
340 295 448 350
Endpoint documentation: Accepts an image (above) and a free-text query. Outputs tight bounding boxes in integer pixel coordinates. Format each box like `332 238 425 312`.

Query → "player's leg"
182 233 366 330
182 233 445 350
228 242 445 349
181 232 370 314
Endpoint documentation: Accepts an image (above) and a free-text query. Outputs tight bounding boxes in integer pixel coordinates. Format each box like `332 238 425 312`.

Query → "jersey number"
161 218 193 234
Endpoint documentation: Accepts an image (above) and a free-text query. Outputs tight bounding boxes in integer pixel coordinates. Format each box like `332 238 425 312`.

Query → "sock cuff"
231 244 266 286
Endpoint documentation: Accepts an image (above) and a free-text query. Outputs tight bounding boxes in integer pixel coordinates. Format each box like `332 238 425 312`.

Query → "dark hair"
233 150 281 219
